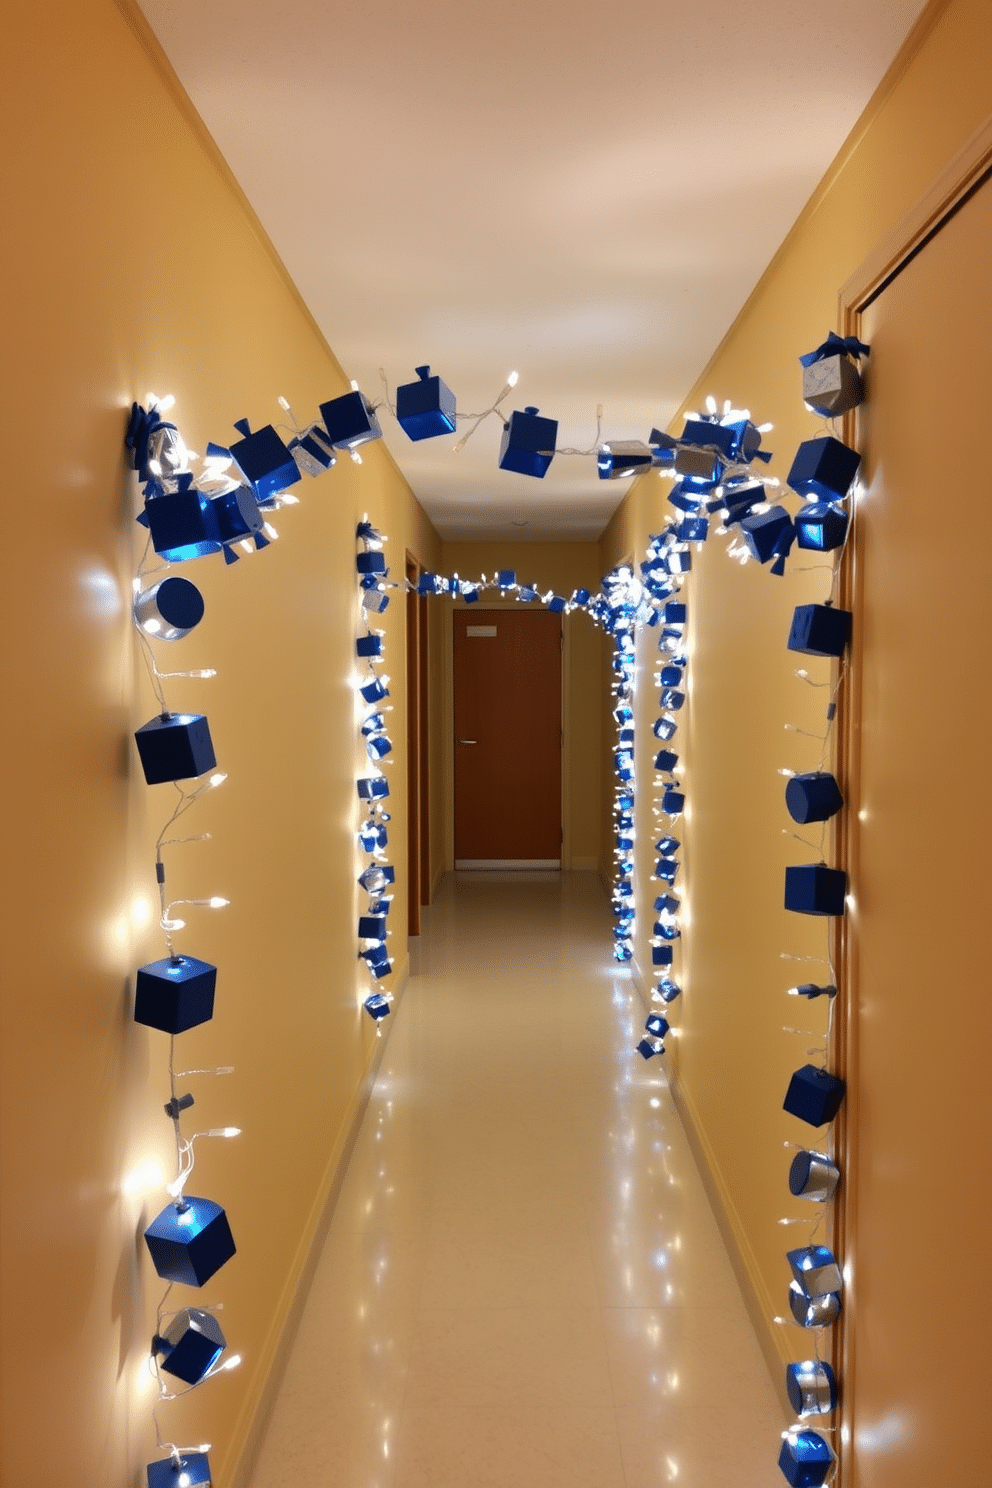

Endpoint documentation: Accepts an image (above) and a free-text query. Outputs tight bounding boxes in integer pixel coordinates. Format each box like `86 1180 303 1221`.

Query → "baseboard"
225 956 409 1487
667 1071 793 1423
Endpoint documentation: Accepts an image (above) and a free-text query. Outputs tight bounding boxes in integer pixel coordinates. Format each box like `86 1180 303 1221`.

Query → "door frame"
833 109 992 1485
443 597 571 872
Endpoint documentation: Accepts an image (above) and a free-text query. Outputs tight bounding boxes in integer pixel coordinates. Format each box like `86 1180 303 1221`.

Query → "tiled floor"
247 872 785 1487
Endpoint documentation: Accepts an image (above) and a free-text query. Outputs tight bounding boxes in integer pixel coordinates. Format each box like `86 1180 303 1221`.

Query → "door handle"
457 739 477 745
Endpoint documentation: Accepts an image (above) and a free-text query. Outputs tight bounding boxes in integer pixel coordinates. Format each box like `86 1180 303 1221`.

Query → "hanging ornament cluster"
773 332 867 1488
355 520 396 1021
127 396 265 1486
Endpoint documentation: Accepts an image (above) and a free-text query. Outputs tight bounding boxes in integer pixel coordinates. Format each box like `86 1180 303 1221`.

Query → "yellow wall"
0 3 440 1482
601 0 992 1389
440 542 605 868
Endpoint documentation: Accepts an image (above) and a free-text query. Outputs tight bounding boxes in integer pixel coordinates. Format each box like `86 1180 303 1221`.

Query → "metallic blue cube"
229 423 301 502
637 1036 665 1059
659 689 685 710
209 484 263 545
498 407 558 478
789 1281 841 1328
674 446 722 483
783 1064 846 1127
662 789 685 815
664 602 686 624
646 1014 670 1038
357 551 387 574
360 677 389 704
788 1245 843 1298
652 944 674 966
742 505 792 564
319 389 382 450
135 955 217 1035
134 713 216 785
396 365 457 440
655 750 678 772
147 1453 212 1488
154 1307 226 1384
357 776 389 800
356 634 383 658
656 836 679 855
795 502 849 552
787 436 861 502
658 979 681 1003
363 993 391 1020
144 1197 236 1287
788 604 852 658
678 516 709 543
290 425 336 476
655 858 679 883
597 440 654 479
658 665 683 686
785 772 844 824
778 1431 835 1487
358 915 387 940
785 864 847 916
144 488 221 563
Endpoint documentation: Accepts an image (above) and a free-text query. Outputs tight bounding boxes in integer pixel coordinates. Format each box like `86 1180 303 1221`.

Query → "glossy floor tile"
246 872 785 1487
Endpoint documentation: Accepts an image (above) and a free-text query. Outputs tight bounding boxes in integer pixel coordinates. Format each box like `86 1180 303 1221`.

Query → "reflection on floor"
247 871 785 1487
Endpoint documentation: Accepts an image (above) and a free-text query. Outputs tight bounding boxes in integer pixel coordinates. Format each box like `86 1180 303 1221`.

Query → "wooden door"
838 163 992 1485
453 608 562 866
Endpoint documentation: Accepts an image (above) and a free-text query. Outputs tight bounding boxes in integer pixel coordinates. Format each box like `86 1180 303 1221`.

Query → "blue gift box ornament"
498 407 558 479
787 435 861 502
783 1064 846 1127
153 1307 226 1384
142 483 222 564
146 1452 213 1488
785 864 847 916
364 993 391 1020
209 484 264 554
788 603 852 659
357 775 389 801
777 1430 835 1487
741 505 793 565
134 713 216 786
319 388 383 451
135 955 217 1035
229 420 301 503
785 772 844 824
396 365 457 441
795 502 849 552
144 1196 236 1287
637 1036 665 1059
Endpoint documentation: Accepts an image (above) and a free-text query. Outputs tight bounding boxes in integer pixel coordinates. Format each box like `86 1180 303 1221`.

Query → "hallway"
247 872 786 1487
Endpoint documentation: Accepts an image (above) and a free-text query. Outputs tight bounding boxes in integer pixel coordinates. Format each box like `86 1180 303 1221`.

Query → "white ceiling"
140 0 928 540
